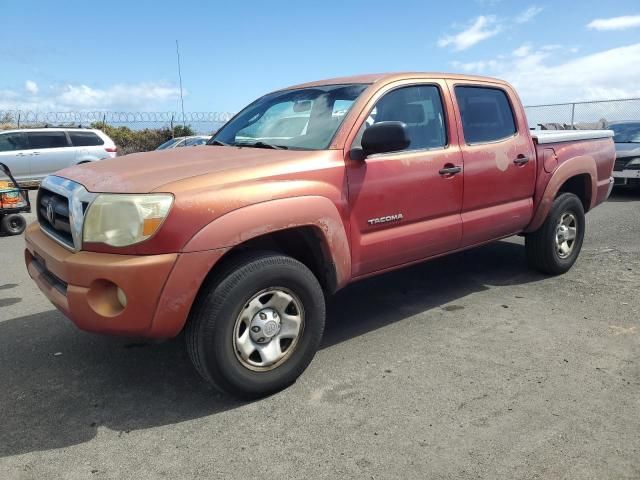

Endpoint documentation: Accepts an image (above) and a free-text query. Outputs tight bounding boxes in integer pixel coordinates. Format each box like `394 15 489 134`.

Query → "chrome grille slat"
37 176 97 252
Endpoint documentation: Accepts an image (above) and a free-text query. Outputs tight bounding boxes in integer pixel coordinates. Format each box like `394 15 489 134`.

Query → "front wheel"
185 252 326 398
525 193 585 275
1 214 27 235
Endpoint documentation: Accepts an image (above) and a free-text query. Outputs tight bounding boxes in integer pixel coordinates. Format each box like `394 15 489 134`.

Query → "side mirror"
360 121 410 157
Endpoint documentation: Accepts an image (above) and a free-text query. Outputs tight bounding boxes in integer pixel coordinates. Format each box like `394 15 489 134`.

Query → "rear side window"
69 131 104 147
26 131 69 149
455 86 516 143
0 133 27 152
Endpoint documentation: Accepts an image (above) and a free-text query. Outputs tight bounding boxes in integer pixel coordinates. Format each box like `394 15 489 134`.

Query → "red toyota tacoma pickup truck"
25 73 615 397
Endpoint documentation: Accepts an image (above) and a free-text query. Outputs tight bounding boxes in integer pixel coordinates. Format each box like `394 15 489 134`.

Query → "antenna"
176 40 186 129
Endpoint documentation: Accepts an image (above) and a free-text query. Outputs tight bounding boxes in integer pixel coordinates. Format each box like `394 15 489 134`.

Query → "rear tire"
185 251 325 398
525 193 585 275
1 214 27 235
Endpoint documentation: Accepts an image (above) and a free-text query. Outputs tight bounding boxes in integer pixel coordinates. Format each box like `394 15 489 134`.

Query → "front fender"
525 155 597 233
182 196 351 289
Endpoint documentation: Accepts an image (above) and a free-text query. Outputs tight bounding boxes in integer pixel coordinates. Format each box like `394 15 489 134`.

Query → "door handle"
439 166 462 175
16 153 27 157
513 155 529 165
31 152 41 156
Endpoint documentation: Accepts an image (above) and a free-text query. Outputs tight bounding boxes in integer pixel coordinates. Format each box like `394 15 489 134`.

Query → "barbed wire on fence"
2 97 640 134
0 110 236 134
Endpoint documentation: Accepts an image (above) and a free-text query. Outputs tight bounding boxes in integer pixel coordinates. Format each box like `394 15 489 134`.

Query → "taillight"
105 147 117 153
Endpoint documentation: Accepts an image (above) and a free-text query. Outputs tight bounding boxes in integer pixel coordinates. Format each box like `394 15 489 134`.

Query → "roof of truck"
281 72 509 91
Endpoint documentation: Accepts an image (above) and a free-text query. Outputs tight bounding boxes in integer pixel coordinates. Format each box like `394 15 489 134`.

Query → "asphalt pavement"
1 189 639 479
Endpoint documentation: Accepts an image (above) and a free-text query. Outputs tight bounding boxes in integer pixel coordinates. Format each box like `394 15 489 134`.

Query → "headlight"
626 158 640 166
83 193 173 247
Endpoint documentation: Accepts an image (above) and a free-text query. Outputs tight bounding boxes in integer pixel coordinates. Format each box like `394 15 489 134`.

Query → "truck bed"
532 130 614 144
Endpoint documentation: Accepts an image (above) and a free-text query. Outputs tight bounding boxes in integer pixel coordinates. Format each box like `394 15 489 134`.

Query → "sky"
1 0 640 113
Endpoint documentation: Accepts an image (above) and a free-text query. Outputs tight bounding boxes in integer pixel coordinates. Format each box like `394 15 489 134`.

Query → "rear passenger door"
448 83 536 247
0 132 29 181
25 131 75 180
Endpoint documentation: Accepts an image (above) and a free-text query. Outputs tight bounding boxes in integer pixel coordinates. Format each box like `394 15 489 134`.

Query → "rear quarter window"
455 86 517 144
69 131 105 147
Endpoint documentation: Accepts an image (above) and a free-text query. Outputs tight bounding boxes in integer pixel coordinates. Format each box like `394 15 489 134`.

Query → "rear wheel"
185 252 325 398
525 193 585 275
1 214 27 235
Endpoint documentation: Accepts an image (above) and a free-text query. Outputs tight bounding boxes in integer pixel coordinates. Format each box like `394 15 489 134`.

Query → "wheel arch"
182 196 351 291
525 156 597 233
148 197 351 337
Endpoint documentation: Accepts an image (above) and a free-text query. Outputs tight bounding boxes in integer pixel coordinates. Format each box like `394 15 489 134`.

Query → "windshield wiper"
237 141 288 150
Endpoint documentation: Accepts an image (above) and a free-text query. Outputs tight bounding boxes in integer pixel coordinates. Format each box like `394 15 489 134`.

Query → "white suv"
0 128 117 185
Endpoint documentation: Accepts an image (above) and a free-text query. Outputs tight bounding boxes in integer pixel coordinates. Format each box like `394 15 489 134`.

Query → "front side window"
0 133 27 152
353 84 447 152
26 131 69 149
455 86 516 144
69 131 104 147
212 84 368 150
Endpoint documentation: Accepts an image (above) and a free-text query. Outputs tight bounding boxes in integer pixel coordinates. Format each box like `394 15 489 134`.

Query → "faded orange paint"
24 72 615 338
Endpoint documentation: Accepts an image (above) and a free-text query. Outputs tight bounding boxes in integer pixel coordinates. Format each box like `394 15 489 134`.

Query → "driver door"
345 81 464 277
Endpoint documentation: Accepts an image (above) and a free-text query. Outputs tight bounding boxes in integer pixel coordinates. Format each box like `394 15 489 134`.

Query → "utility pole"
176 40 186 130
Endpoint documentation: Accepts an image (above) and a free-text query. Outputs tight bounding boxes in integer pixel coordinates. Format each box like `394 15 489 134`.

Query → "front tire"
525 193 585 275
186 252 325 398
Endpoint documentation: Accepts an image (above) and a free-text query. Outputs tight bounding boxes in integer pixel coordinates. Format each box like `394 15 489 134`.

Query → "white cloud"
515 6 543 24
438 16 501 51
451 43 640 105
439 7 542 51
512 44 532 57
24 80 38 95
587 15 640 31
0 81 181 111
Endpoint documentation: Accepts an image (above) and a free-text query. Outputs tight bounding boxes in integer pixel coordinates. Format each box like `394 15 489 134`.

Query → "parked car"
25 72 615 398
0 128 116 186
609 122 640 187
155 135 211 150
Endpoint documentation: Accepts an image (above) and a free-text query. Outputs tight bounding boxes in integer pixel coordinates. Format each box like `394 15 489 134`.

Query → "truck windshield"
210 84 368 150
610 123 640 143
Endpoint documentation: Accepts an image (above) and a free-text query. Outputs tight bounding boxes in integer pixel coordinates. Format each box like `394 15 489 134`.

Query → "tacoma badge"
367 213 404 225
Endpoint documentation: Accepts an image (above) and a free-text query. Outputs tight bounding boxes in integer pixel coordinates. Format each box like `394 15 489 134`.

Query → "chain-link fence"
0 110 235 135
524 98 640 130
3 98 640 138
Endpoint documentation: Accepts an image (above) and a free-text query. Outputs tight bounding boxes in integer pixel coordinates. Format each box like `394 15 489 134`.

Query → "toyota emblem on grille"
46 200 55 224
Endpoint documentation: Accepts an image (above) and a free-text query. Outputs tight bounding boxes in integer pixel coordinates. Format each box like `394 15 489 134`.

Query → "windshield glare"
610 123 640 143
211 84 368 150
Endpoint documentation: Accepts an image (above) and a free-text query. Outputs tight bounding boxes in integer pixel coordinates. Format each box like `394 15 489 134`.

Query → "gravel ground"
1 189 639 480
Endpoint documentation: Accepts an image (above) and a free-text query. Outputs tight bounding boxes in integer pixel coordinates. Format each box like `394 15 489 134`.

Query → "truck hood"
56 145 321 193
615 143 640 158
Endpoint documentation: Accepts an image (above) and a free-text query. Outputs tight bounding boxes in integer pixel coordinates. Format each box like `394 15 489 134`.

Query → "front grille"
38 187 74 248
615 157 640 171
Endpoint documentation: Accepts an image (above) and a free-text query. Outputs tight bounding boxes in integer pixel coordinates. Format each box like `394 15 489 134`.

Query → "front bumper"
25 222 227 337
613 170 640 186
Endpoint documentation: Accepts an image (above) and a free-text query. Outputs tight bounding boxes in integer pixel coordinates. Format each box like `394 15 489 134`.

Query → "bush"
90 123 196 155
